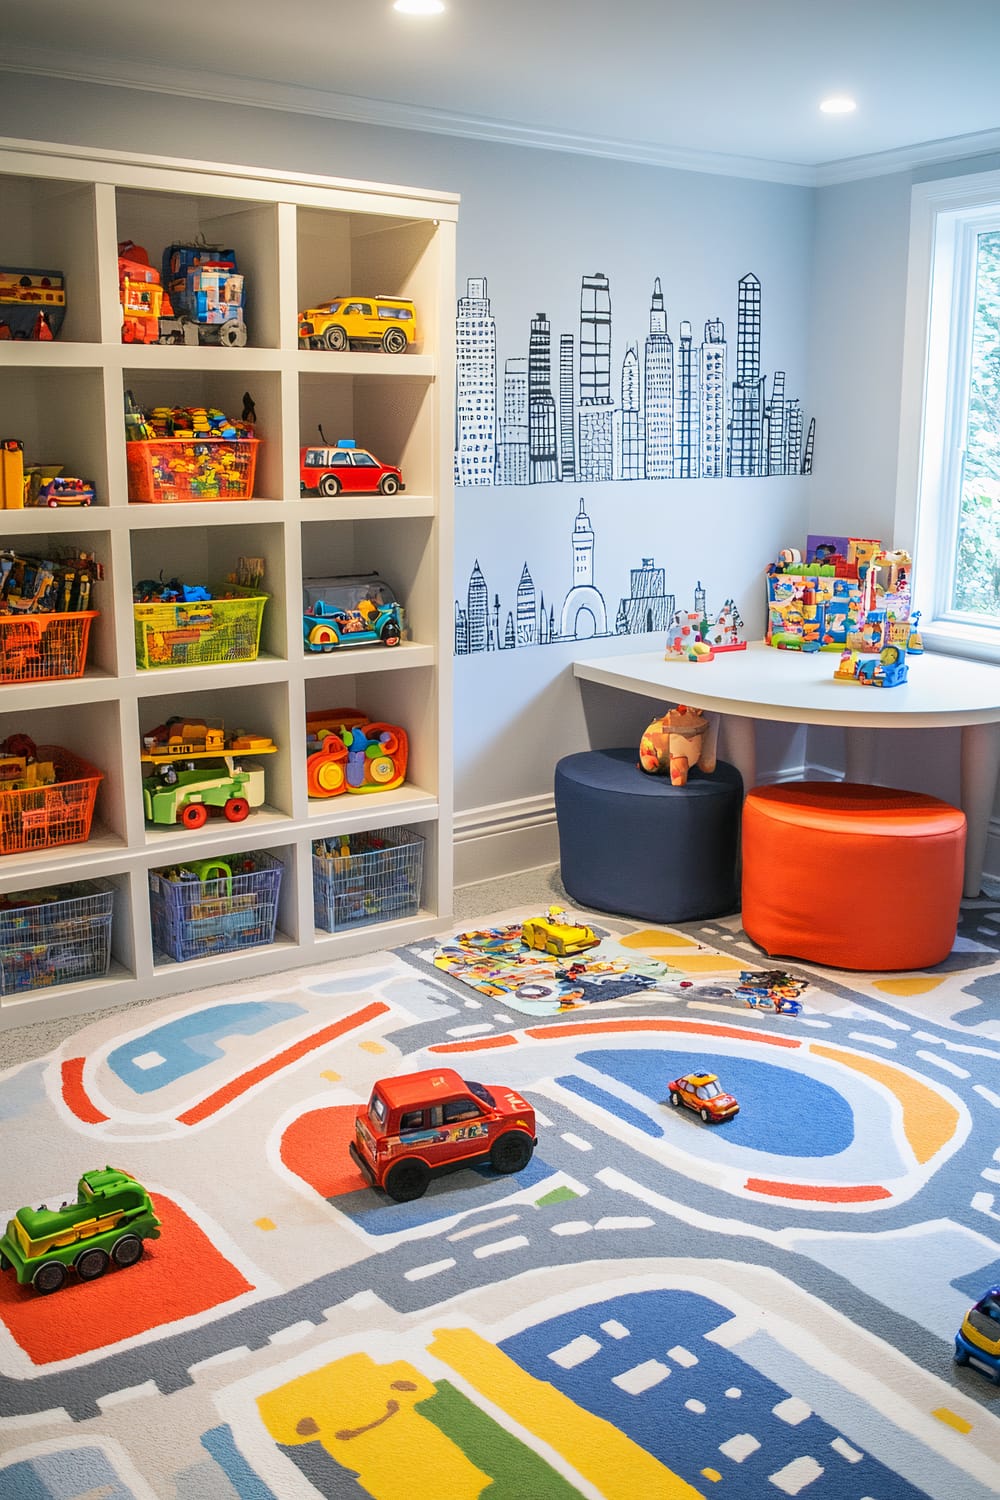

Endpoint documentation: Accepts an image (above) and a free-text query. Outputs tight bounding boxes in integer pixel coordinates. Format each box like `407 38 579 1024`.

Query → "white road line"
595 1215 653 1231
97 1381 159 1409
473 1234 529 1259
448 1214 520 1241
974 1084 1000 1108
446 1023 494 1036
269 1321 314 1345
551 1221 592 1236
848 1032 897 1049
916 1049 970 1079
405 1257 456 1281
561 1132 593 1151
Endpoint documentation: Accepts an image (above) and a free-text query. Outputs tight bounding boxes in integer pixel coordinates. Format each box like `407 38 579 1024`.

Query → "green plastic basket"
134 590 267 669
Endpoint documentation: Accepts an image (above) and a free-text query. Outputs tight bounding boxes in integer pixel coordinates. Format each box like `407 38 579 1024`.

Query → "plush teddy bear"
638 704 717 787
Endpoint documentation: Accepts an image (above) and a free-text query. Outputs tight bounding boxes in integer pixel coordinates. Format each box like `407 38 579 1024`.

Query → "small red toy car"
667 1071 739 1123
350 1067 536 1202
299 438 404 498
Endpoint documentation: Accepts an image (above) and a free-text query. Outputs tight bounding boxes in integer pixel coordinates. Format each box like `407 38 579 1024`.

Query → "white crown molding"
816 126 1000 186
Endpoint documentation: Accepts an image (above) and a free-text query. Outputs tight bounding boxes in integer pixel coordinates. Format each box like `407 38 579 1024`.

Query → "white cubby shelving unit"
0 137 457 1029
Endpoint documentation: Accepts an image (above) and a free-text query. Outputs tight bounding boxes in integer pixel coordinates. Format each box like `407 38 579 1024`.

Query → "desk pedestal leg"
960 722 1000 897
720 715 757 795
845 727 878 785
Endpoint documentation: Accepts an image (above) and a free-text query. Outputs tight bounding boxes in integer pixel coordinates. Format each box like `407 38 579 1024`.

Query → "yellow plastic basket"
134 591 267 669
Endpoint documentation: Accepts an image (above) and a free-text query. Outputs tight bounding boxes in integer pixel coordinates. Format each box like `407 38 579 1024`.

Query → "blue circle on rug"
578 1048 854 1156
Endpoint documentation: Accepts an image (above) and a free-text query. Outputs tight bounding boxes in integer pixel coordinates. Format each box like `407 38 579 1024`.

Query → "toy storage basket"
0 748 102 855
126 438 259 502
134 590 267 669
0 611 98 684
313 826 423 933
149 850 283 962
0 879 113 995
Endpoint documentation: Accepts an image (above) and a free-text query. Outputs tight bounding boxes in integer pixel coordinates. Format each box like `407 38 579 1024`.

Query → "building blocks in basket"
159 241 247 347
305 709 408 797
0 1166 160 1294
639 704 716 787
954 1283 1000 1384
298 295 418 354
125 395 259 503
140 717 277 829
667 1071 740 1123
0 879 113 994
299 433 405 498
0 267 65 340
520 906 598 957
303 573 403 652
350 1068 536 1202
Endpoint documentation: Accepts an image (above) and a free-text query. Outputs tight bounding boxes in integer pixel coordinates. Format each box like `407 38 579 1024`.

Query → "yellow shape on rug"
872 976 949 997
429 1326 705 1499
619 929 702 949
811 1044 960 1163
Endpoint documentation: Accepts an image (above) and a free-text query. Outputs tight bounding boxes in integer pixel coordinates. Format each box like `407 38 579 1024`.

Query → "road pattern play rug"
1 899 1000 1499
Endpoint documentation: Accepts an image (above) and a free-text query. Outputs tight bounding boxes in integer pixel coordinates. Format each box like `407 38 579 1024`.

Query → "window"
897 168 1000 662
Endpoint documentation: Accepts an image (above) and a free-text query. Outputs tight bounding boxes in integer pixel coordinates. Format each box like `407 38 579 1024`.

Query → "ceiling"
7 0 1000 184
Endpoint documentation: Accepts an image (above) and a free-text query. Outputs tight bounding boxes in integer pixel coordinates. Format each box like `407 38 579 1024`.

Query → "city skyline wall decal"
454 495 743 655
454 271 816 487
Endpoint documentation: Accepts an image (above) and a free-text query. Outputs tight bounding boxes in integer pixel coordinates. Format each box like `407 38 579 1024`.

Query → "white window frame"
896 166 1000 663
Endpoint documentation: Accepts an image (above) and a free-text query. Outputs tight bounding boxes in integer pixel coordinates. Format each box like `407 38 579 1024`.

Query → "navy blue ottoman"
555 748 742 923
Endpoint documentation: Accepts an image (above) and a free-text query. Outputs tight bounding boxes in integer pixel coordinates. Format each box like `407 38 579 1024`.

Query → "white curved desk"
573 642 1000 897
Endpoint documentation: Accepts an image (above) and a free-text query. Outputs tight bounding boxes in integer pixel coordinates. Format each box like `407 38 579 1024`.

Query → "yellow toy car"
298 296 418 354
521 907 599 958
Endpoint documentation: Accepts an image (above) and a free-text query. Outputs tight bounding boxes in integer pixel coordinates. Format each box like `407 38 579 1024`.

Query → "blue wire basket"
313 826 423 933
0 879 113 993
150 850 283 962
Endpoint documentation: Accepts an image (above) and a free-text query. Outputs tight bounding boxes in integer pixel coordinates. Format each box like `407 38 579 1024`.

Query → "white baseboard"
455 769 1000 888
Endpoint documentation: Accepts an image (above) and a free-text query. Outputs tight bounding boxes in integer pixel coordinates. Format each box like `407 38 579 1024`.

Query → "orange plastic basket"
126 438 259 502
0 747 103 855
0 612 97 684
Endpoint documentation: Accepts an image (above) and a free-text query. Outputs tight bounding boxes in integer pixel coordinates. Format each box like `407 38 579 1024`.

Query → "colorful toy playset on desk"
305 709 408 797
0 267 65 340
140 717 276 829
663 582 746 662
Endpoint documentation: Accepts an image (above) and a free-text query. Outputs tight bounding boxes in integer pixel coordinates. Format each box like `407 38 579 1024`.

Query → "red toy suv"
350 1067 536 1202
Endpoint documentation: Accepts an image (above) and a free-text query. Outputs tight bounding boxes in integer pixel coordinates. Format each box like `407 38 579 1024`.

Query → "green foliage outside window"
956 230 1000 620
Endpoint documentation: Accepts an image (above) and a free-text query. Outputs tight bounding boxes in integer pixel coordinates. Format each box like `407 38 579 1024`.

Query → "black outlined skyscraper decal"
454 278 497 486
528 314 559 483
453 268 813 485
560 498 607 639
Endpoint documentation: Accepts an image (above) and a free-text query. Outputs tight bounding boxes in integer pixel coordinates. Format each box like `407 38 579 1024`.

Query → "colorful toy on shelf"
34 476 95 508
1 439 25 507
305 709 408 797
159 241 246 347
298 295 418 354
954 1283 1000 1384
118 241 174 344
140 717 276 828
735 968 807 1015
133 560 267 668
520 905 598 957
299 431 405 497
0 880 113 995
303 573 403 652
0 735 56 792
350 1068 536 1202
639 704 717 787
666 1071 740 1124
0 1166 160 1294
0 267 65 340
0 548 101 617
150 850 283 961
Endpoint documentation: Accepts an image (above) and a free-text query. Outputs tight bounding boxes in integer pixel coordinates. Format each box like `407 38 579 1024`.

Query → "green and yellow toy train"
0 1165 160 1294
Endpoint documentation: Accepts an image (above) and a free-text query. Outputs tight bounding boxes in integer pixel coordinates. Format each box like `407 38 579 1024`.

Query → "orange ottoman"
742 782 966 970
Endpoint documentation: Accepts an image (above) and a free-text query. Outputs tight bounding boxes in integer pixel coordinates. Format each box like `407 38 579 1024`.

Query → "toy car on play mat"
297 295 418 353
302 574 402 652
299 437 404 498
350 1067 536 1202
521 907 599 957
954 1284 1000 1383
667 1071 740 1123
0 1166 160 1294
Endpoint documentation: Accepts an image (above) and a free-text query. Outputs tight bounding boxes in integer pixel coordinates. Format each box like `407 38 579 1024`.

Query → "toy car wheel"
379 473 400 495
954 1344 970 1366
218 318 246 348
699 1107 713 1124
318 473 341 497
32 1260 67 1295
111 1234 144 1268
223 796 251 823
380 622 401 646
323 325 348 352
669 1090 682 1108
180 802 209 830
385 1159 430 1203
382 326 408 354
490 1130 534 1174
75 1247 110 1281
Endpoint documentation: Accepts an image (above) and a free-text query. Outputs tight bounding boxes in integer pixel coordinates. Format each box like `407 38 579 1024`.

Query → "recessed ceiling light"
820 96 857 115
394 0 445 14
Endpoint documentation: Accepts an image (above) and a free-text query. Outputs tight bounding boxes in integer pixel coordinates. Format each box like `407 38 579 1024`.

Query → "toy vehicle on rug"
0 1166 160 1294
297 296 418 353
954 1283 1000 1383
303 574 403 652
521 906 599 957
300 435 404 497
350 1067 536 1202
667 1071 740 1123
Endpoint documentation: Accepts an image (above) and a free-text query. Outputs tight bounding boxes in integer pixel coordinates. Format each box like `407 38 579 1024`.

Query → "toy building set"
133 556 266 669
140 717 276 829
664 582 746 662
125 391 259 502
0 267 65 340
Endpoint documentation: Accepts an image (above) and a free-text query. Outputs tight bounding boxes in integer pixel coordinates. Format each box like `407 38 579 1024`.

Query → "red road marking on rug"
178 1002 389 1126
282 1104 370 1197
61 1057 108 1123
745 1178 892 1202
0 1195 252 1363
522 1019 801 1048
430 1034 518 1053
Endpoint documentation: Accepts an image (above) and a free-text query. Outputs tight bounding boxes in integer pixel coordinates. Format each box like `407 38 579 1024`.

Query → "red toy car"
667 1071 740 1123
350 1067 536 1202
299 438 404 498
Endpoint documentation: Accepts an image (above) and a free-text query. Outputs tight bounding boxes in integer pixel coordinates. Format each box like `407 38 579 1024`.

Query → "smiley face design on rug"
256 1351 491 1499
